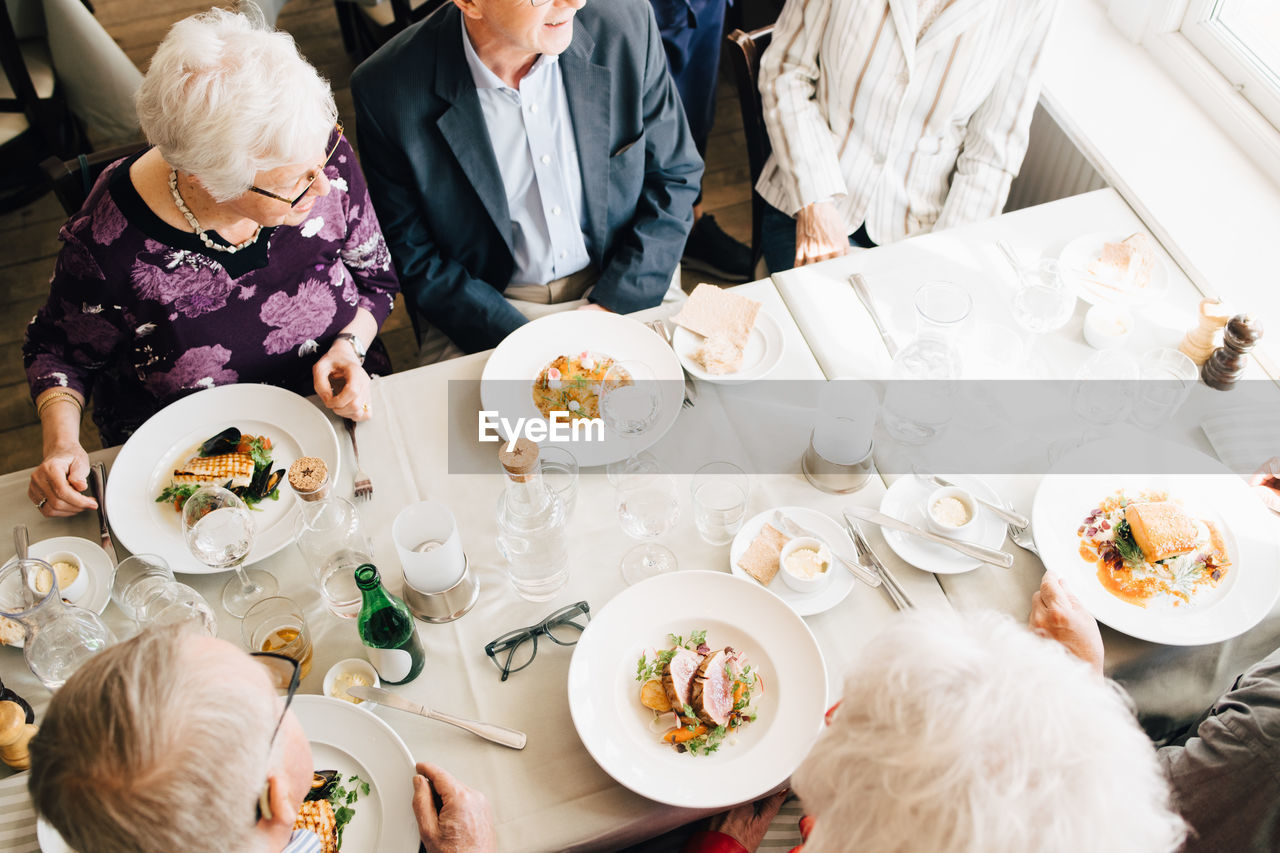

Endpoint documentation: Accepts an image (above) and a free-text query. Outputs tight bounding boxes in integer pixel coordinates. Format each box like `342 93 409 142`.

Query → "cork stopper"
499 438 540 478
288 457 330 502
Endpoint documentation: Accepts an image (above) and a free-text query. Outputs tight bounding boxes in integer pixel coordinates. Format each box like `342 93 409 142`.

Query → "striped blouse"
756 0 1059 245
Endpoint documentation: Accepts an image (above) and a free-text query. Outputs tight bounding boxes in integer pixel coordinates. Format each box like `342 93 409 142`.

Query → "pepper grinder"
1179 297 1231 366
1202 314 1263 390
0 700 36 770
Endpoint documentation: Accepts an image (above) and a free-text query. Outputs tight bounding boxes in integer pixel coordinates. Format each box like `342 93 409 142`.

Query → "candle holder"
401 556 480 623
802 432 875 494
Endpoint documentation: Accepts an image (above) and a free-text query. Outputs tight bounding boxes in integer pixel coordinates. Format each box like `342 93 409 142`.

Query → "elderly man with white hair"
28 626 495 853
24 7 399 519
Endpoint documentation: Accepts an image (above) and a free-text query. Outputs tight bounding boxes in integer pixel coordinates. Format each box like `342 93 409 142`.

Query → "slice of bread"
693 332 744 375
672 283 761 351
738 523 788 586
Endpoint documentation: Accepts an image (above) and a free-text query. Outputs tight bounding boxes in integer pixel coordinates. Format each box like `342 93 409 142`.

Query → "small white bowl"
27 551 88 604
322 658 380 707
1083 304 1135 350
925 487 979 539
779 536 833 594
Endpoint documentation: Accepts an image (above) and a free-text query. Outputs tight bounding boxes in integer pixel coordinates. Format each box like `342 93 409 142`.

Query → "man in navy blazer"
351 0 703 355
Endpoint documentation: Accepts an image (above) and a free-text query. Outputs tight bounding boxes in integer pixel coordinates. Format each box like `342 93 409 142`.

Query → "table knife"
843 505 1014 568
847 273 899 357
88 463 118 567
347 686 527 750
841 516 913 610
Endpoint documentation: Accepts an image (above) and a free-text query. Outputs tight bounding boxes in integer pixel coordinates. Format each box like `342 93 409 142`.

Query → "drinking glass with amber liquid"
242 596 313 684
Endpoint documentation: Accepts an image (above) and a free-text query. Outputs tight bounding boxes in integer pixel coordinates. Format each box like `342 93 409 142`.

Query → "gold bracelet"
36 390 83 419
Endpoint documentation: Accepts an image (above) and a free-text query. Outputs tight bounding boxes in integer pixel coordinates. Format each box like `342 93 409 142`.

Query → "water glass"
691 462 749 545
616 467 680 584
1130 347 1198 430
112 554 217 637
1011 259 1076 335
885 281 971 444
293 496 369 618
539 446 580 516
242 596 313 682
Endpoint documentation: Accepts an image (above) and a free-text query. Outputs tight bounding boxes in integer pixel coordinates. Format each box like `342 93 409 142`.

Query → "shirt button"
551 206 562 216
560 251 568 259
540 155 551 165
873 154 887 167
897 71 909 86
530 103 539 114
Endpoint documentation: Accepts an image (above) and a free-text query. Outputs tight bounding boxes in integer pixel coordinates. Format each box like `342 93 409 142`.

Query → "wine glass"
182 486 276 618
615 466 680 584
600 360 662 483
1010 259 1076 376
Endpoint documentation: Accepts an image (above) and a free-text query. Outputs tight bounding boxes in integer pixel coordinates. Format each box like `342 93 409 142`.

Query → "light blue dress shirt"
461 17 591 287
282 828 322 852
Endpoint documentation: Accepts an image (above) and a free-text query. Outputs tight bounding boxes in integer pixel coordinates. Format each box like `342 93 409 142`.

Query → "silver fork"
344 418 372 501
1007 521 1038 556
645 319 697 409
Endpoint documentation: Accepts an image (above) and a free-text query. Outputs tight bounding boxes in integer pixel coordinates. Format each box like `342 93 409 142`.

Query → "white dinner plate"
567 570 828 809
1058 231 1169 306
1032 439 1280 646
729 506 858 616
479 312 684 468
878 476 1009 574
105 384 340 573
36 696 420 853
672 310 784 383
293 695 421 853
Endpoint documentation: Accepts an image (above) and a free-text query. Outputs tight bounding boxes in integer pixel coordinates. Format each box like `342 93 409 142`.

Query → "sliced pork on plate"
690 648 736 727
662 647 702 713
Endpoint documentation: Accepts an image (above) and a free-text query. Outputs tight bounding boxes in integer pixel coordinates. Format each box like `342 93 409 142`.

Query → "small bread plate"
480 312 684 468
729 506 856 616
106 384 340 572
1033 439 1280 646
878 476 1008 574
1058 231 1169 307
672 310 784 384
293 695 421 852
568 571 828 809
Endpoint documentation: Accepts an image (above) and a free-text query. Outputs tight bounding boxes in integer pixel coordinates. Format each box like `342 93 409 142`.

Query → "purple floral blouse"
23 137 399 446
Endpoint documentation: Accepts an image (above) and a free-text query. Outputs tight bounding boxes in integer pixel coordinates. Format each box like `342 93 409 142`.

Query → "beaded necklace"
168 168 261 254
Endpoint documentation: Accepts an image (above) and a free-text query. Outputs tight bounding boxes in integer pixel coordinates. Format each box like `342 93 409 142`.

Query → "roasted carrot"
732 681 745 706
663 725 707 744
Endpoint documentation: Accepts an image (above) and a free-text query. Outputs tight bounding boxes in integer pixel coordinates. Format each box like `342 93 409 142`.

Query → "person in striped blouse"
757 0 1059 272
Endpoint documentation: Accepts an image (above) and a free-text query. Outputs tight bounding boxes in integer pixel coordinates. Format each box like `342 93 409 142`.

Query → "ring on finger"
34 497 47 510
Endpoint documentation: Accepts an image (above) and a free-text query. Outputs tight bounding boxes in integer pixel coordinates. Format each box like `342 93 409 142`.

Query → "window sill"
1038 0 1280 375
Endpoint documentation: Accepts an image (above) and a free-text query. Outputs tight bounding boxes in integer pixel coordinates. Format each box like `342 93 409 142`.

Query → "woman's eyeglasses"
248 122 344 207
484 601 590 681
251 651 301 822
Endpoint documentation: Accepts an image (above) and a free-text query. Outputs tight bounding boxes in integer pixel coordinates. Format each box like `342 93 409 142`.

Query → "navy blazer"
351 0 703 354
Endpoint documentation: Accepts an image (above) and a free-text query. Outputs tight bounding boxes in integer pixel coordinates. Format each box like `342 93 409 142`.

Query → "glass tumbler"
1130 347 1198 430
112 554 217 637
691 461 749 545
539 446 580 517
242 596 313 682
884 281 972 444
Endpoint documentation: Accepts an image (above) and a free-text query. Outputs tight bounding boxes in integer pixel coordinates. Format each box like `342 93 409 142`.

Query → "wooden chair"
41 142 147 217
724 26 774 275
0 0 85 213
334 0 450 62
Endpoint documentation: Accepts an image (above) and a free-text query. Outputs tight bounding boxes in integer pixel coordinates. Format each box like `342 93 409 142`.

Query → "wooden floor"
0 0 754 475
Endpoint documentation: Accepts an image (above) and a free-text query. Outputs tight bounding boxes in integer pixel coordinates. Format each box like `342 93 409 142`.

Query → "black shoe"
681 214 753 283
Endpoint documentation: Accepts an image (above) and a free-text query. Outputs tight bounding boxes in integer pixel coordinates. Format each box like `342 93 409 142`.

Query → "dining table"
1 188 1278 852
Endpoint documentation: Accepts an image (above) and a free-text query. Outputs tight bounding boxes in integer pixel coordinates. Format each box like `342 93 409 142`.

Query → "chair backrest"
41 142 147 216
725 25 774 274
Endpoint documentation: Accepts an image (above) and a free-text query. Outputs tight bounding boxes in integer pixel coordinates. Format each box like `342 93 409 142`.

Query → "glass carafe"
0 557 115 690
293 495 370 618
884 281 972 444
111 554 217 637
495 439 569 602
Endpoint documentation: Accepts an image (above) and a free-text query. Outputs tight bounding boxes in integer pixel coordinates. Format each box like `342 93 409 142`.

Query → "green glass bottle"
354 564 425 684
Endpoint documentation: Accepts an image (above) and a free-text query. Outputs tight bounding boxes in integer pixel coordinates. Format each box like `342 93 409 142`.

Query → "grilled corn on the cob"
293 799 338 853
171 452 255 488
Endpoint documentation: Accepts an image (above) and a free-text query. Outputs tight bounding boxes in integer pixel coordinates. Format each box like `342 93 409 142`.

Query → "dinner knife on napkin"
844 505 1014 568
847 273 899 358
346 686 527 750
841 516 914 610
88 463 118 567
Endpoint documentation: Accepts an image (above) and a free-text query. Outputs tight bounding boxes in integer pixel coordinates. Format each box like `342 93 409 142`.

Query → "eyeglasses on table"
484 601 590 682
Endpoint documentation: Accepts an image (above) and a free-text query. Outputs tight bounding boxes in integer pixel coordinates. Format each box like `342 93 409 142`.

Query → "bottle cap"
498 437 540 476
288 457 330 502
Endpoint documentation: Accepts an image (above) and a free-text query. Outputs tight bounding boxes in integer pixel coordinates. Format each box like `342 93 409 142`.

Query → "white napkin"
0 772 40 853
1200 404 1280 474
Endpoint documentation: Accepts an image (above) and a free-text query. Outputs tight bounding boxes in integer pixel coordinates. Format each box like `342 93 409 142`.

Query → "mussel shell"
262 469 285 496
199 427 241 457
306 769 338 802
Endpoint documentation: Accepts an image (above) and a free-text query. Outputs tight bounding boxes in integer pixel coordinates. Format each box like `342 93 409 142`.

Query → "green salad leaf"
1113 519 1145 565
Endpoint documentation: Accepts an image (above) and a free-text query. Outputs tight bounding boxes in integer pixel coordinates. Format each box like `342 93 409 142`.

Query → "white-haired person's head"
134 5 338 202
793 611 1186 853
28 625 313 853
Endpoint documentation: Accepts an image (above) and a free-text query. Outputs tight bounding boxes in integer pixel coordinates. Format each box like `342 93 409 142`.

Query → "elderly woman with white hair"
23 7 398 518
684 609 1187 853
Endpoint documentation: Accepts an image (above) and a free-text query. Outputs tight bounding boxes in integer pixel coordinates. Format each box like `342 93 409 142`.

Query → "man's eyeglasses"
530 0 554 6
248 122 344 207
251 651 301 822
484 601 590 681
